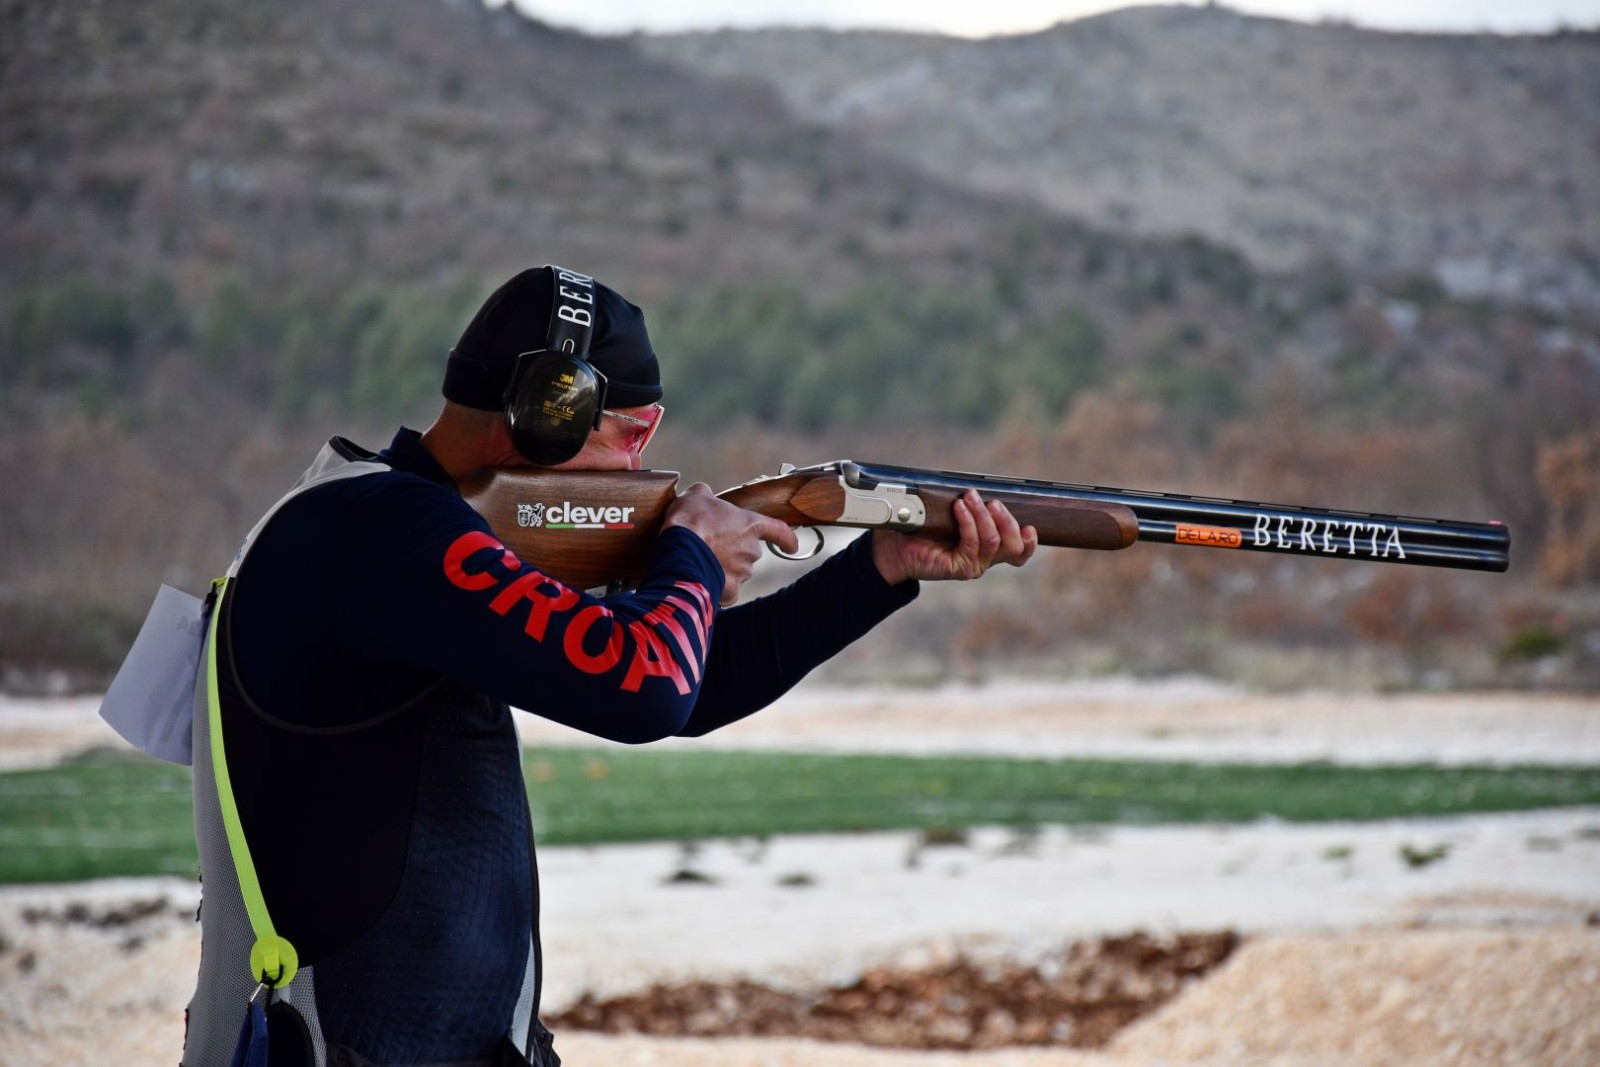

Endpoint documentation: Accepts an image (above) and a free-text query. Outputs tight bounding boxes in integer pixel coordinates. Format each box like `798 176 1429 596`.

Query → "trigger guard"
769 527 824 562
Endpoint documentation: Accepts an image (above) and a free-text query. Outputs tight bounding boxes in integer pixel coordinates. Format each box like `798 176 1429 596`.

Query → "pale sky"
510 0 1598 37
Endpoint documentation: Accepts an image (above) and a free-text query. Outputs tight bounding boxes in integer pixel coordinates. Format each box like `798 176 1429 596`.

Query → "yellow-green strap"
206 578 299 988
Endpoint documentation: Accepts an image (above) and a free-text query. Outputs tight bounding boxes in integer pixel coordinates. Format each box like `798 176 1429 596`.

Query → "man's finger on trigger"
764 517 802 555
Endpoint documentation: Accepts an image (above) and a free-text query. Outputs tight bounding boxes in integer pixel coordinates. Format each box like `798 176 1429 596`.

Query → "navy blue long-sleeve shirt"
203 428 918 1063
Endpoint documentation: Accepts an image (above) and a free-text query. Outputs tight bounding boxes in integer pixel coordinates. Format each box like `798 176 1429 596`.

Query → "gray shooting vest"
182 439 549 1067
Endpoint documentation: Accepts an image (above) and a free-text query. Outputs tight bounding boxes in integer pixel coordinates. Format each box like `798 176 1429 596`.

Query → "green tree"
201 276 256 366
652 283 812 426
1003 307 1105 420
132 275 192 350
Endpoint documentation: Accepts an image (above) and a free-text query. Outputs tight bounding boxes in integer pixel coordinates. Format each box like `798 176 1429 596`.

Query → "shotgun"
459 460 1512 590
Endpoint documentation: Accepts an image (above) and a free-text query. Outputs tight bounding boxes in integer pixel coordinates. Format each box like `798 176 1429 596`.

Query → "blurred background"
2 0 1598 693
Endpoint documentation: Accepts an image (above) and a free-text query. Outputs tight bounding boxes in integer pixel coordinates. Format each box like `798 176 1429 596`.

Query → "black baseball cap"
442 267 663 411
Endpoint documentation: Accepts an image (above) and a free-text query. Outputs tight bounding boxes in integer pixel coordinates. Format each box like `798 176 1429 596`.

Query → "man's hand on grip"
664 483 801 605
871 490 1038 586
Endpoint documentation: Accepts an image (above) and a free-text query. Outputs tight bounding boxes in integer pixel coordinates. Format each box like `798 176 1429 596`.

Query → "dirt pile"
550 931 1238 1050
1113 927 1600 1067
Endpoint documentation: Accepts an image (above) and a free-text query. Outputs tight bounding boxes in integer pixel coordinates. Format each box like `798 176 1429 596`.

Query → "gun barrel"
845 461 1510 573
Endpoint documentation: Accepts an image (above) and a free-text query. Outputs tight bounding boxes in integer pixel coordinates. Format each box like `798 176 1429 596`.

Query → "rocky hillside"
642 6 1600 311
2 0 1597 687
0 0 1058 306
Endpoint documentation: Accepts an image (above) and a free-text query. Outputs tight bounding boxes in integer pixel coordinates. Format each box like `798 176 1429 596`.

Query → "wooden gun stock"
458 468 680 590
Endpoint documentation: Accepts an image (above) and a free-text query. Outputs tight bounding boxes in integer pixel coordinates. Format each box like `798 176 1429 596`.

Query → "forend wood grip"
459 468 680 590
910 488 1139 551
718 468 1140 551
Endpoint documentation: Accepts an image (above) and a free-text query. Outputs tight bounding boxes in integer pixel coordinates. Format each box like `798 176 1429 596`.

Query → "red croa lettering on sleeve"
672 582 717 632
563 604 625 674
489 570 581 641
621 620 690 695
658 595 708 654
641 604 702 683
443 531 521 591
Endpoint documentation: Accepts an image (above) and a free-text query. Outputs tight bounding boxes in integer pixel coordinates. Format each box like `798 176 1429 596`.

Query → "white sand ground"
523 677 1600 766
11 678 1599 770
1 682 1597 1065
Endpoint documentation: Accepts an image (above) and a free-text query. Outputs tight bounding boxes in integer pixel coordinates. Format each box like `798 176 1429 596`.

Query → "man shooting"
181 265 1036 1066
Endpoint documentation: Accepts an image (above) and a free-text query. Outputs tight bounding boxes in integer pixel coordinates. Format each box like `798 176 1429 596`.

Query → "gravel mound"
1113 927 1600 1066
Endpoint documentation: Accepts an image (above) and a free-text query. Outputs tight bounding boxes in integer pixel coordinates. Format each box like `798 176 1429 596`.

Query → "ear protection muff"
503 265 606 465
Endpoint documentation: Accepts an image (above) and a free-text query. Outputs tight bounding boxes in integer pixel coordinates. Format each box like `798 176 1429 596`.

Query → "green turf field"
1 746 1597 884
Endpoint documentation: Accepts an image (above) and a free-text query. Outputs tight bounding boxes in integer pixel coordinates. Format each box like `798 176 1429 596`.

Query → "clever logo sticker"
520 501 636 530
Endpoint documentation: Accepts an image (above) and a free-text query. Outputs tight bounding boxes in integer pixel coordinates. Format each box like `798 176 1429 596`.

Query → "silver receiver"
764 468 928 562
837 478 927 530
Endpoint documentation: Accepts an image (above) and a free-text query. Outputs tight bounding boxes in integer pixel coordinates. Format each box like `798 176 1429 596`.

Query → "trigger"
769 527 824 562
